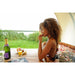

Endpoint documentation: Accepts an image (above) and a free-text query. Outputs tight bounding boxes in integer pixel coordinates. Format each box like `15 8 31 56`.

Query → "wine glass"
0 51 4 62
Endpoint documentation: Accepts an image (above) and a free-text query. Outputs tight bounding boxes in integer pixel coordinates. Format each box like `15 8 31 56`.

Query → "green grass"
0 40 39 50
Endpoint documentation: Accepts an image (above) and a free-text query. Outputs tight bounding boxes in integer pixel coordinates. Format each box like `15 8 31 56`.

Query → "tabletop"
0 48 39 62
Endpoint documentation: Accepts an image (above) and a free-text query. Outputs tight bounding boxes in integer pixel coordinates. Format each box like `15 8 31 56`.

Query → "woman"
38 18 61 62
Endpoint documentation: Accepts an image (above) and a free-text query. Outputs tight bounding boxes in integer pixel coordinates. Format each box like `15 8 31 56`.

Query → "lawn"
0 40 39 50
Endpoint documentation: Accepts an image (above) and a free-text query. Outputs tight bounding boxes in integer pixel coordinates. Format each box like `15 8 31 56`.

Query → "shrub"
28 32 48 42
28 32 39 42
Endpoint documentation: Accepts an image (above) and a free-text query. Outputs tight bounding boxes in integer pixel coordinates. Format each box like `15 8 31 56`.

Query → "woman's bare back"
42 38 57 62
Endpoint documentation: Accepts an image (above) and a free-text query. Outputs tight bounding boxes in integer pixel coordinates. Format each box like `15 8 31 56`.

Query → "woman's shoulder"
48 38 56 45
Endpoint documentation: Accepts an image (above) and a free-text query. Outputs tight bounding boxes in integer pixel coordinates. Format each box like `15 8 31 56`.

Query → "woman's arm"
38 41 42 61
38 35 52 61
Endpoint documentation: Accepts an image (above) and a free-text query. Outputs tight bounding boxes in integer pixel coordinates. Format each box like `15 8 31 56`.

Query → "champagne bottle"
4 38 11 60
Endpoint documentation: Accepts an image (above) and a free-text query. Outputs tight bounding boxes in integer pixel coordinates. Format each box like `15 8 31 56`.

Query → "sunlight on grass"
0 40 39 50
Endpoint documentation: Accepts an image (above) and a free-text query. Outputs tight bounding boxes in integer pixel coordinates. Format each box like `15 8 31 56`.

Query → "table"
1 48 39 62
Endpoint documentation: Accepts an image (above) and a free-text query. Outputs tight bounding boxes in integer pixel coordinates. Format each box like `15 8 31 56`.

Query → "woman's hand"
38 34 43 42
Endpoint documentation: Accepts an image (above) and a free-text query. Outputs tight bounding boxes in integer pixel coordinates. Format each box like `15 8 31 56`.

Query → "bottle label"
4 53 9 58
4 44 9 46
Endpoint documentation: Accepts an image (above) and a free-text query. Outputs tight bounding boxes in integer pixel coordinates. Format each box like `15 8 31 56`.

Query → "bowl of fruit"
17 48 27 56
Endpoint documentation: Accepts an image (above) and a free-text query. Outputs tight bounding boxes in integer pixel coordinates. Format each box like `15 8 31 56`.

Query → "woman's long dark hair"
40 18 61 46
